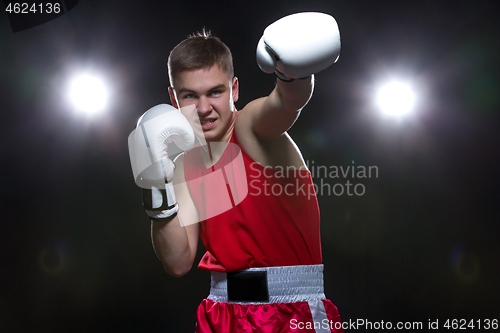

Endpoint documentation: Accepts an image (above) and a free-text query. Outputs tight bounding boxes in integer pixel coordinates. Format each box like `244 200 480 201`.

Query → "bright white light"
376 81 416 116
69 74 108 114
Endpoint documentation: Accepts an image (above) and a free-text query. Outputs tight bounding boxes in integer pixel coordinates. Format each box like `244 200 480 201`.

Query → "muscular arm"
151 154 199 277
240 76 314 141
243 12 339 141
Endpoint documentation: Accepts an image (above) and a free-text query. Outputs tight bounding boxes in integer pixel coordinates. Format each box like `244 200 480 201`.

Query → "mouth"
196 118 217 130
200 119 215 125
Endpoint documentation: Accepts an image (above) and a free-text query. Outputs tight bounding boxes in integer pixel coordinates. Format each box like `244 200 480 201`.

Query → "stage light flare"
68 73 108 115
376 80 416 116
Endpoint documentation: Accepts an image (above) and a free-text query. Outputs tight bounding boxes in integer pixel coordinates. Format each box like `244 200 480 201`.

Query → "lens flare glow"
376 80 416 116
69 74 108 114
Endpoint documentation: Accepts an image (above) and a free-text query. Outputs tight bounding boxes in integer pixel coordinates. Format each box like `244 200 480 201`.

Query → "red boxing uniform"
183 127 343 333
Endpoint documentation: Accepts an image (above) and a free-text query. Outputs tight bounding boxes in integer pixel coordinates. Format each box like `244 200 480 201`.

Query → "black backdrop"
1 0 499 332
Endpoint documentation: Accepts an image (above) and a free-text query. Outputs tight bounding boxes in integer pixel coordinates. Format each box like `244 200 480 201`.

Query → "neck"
200 111 237 167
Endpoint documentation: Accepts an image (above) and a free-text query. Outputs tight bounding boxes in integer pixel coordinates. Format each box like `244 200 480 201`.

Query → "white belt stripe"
208 264 326 304
207 264 332 332
308 299 331 333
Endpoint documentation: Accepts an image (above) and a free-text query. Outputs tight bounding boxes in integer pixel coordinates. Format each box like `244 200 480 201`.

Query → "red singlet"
183 127 343 333
183 129 323 272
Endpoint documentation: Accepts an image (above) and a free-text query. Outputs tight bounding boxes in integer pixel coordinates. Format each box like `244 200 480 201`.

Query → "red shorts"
195 265 344 333
196 298 343 333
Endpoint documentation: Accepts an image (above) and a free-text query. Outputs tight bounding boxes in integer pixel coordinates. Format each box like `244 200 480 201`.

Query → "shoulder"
233 97 268 152
234 96 269 140
235 97 267 131
233 99 306 169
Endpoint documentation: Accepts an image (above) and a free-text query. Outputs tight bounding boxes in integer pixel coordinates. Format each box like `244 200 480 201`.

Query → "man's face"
169 66 238 143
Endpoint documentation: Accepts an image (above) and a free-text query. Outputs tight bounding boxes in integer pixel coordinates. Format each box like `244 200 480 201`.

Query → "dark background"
1 0 499 332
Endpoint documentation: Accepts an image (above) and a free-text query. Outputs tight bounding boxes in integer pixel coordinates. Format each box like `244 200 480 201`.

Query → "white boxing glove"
257 12 341 81
128 104 195 220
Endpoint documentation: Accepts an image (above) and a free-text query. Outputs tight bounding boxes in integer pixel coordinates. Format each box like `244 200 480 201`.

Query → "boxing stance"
129 12 343 332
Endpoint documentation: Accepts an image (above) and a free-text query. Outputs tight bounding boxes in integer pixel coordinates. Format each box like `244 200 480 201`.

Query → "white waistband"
207 264 326 304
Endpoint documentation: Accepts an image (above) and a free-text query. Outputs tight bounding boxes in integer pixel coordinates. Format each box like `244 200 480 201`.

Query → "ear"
231 77 239 103
168 87 179 109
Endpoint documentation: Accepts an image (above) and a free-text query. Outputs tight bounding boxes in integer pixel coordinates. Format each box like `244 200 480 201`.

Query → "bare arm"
238 76 314 141
151 154 199 277
247 12 340 141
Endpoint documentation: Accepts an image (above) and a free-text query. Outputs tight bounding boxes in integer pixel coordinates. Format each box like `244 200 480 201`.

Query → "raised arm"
239 12 340 141
244 77 314 140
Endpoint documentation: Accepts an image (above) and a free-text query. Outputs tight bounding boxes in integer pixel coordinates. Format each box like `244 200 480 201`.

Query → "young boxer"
131 12 343 332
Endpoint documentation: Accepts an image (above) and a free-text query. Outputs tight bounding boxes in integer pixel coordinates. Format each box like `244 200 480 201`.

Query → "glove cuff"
142 181 178 220
275 70 312 83
146 204 179 221
274 70 294 82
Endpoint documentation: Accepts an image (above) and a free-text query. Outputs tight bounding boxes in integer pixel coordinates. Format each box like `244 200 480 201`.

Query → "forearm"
151 216 197 277
250 76 314 138
274 75 314 112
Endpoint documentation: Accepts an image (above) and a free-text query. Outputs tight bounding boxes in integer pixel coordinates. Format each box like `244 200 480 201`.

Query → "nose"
197 96 212 115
